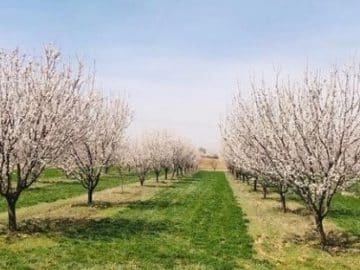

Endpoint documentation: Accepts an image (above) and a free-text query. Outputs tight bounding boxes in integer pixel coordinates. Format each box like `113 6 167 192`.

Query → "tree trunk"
262 185 267 199
140 177 145 186
171 169 176 179
6 195 18 231
155 172 159 182
253 177 258 191
314 214 327 247
280 190 287 213
164 168 168 180
87 188 93 205
104 166 110 174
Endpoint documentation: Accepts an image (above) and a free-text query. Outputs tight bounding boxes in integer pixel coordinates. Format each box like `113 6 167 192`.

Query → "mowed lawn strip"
0 171 254 269
227 173 360 270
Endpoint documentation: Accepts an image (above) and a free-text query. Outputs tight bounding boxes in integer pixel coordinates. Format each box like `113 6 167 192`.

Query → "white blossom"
221 64 360 246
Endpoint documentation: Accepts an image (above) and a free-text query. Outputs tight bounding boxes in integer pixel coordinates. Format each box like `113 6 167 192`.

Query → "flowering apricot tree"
222 64 360 246
143 131 167 182
59 94 131 205
128 137 153 186
128 132 198 185
170 136 199 178
0 46 84 231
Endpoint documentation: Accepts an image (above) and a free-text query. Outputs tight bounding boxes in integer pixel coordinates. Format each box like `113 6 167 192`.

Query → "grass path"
226 173 360 270
0 171 254 269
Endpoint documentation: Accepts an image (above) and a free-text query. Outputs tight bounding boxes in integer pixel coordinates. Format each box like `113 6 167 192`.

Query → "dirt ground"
198 157 227 171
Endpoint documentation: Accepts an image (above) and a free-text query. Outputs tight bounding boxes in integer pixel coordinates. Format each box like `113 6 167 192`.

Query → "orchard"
221 64 360 247
0 44 358 269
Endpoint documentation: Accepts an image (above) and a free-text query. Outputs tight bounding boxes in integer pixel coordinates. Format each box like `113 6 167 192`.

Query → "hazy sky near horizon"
1 1 360 152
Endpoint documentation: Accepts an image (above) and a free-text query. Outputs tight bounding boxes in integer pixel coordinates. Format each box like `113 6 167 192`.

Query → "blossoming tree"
222 64 360 246
0 46 84 231
59 94 132 205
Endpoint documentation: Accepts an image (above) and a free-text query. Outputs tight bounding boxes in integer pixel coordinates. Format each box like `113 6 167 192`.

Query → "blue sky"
1 1 360 152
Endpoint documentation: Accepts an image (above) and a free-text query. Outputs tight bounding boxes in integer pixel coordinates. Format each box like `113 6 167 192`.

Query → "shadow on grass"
286 229 360 253
287 206 312 216
175 178 201 185
143 184 176 188
1 196 180 239
2 216 170 242
69 198 184 210
127 199 184 210
325 231 360 251
70 200 134 209
329 208 360 218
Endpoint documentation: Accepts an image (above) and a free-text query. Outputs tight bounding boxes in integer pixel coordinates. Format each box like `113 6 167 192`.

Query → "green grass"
40 168 65 179
347 182 360 196
328 194 360 237
0 171 254 269
0 169 139 213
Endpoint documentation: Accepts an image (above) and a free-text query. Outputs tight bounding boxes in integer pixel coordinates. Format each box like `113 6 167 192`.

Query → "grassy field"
0 171 255 269
0 168 140 213
228 174 360 270
0 170 358 269
347 182 360 196
271 182 360 239
327 194 360 238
